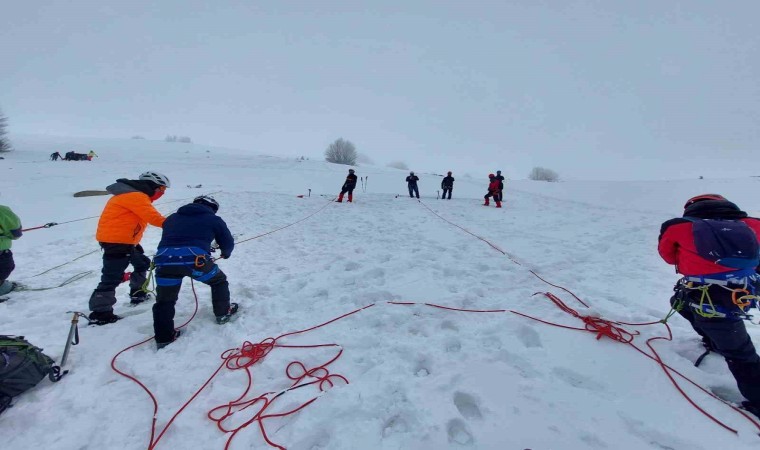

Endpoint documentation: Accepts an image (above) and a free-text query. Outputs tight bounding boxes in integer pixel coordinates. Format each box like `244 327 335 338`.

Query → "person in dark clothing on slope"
152 195 238 349
483 174 502 208
88 171 170 325
406 172 420 199
337 169 357 203
50 152 62 161
659 194 760 418
495 170 505 202
441 171 454 200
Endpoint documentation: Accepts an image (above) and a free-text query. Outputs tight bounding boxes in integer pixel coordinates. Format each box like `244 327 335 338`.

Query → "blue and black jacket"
154 203 234 269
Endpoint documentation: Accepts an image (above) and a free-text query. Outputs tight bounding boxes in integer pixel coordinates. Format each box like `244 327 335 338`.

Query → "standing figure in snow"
87 150 98 161
495 170 505 202
336 169 357 203
406 171 420 199
658 194 760 418
0 205 22 297
483 174 502 208
441 171 454 200
87 171 170 325
152 195 238 349
50 152 62 161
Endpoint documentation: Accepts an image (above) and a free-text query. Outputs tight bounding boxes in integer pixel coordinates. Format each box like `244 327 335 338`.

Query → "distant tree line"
529 166 559 182
165 135 192 143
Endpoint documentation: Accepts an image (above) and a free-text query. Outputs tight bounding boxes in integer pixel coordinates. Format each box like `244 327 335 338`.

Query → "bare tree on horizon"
324 138 357 165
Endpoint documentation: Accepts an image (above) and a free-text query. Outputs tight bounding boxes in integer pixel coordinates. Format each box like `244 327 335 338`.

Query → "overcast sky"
2 1 758 180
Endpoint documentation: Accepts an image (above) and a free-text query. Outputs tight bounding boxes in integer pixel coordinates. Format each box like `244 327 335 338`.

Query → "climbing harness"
678 270 760 320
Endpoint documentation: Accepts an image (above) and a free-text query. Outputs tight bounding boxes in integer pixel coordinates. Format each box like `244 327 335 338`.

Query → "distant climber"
50 152 62 161
87 150 98 161
336 169 357 203
495 170 505 202
441 171 454 200
483 174 502 208
406 172 420 199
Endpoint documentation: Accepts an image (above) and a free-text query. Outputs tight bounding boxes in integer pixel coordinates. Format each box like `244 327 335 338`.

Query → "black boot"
216 303 239 324
88 310 121 326
156 330 181 349
129 289 151 305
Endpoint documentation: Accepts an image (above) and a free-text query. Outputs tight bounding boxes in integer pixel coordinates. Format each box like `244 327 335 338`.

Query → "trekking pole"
61 312 85 367
308 189 311 198
437 190 440 199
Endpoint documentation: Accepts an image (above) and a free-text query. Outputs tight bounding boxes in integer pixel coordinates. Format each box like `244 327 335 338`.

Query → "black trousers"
153 262 230 343
408 185 419 198
672 289 760 406
94 243 150 293
0 251 15 283
442 188 452 199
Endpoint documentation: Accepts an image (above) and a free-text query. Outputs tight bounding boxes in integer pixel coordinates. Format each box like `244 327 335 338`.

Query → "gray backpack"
0 335 65 415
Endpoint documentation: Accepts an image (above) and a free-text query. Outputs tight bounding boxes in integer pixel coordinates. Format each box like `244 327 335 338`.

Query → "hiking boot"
88 310 121 326
0 280 15 296
216 303 239 324
129 290 151 306
496 202 502 208
156 330 182 349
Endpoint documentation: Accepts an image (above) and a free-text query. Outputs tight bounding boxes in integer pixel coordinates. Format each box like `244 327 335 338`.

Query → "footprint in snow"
515 324 543 348
551 367 606 393
447 419 474 445
453 392 483 420
344 261 361 271
446 338 462 353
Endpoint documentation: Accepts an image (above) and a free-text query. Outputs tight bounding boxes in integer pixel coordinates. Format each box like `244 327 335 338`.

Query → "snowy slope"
2 135 760 450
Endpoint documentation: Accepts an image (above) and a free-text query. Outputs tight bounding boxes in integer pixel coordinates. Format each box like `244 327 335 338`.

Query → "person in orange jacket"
483 174 502 208
88 171 171 325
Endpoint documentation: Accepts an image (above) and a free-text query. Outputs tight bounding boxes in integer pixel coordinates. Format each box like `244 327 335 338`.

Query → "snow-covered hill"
2 135 760 449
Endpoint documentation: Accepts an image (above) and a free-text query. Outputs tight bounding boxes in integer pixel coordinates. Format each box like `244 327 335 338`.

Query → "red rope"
418 199 760 434
516 292 760 434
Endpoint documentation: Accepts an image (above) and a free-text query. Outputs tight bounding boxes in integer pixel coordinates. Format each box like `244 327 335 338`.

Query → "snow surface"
2 135 760 450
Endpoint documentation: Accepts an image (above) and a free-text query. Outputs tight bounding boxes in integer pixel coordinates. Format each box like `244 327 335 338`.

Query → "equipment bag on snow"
0 335 65 415
684 218 760 270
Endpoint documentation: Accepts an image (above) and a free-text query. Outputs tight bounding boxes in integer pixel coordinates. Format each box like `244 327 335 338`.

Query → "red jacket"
658 217 760 276
488 180 499 193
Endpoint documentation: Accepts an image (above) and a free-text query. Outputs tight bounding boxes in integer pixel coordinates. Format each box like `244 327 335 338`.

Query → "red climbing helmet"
488 173 495 178
684 194 726 209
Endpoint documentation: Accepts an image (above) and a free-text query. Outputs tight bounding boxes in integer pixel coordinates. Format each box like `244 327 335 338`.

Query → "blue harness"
681 268 760 319
154 247 218 286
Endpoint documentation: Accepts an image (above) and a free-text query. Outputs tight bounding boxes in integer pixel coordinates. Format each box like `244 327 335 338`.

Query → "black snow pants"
153 262 230 343
0 251 15 284
672 286 760 407
89 243 151 312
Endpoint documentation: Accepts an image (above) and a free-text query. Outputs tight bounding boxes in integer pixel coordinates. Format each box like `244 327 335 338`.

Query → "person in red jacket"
483 174 501 208
658 194 760 417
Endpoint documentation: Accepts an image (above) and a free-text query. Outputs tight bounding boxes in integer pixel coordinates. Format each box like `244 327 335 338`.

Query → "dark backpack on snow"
684 218 760 270
0 335 65 415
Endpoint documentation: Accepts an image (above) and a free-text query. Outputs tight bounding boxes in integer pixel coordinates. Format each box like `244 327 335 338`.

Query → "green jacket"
0 205 22 251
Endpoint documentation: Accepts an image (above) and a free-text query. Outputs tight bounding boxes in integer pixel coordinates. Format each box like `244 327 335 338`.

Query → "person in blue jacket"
151 195 238 348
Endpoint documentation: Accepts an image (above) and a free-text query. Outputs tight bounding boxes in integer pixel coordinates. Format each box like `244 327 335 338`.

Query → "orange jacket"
96 185 165 244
